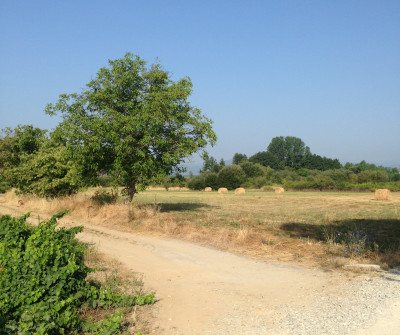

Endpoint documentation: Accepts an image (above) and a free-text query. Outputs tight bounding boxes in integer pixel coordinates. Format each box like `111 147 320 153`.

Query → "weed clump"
337 226 375 257
91 189 118 206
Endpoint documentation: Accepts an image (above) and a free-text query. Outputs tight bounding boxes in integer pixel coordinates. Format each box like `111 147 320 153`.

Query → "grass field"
4 188 400 269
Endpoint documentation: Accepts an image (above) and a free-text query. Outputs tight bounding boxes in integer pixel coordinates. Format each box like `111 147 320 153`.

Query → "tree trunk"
127 182 137 202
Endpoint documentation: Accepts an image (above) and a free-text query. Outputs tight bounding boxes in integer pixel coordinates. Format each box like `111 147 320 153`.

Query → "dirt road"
1 200 399 334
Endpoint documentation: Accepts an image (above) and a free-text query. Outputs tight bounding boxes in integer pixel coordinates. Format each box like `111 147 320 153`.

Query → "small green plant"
262 239 275 246
229 221 240 228
337 226 374 257
91 189 118 206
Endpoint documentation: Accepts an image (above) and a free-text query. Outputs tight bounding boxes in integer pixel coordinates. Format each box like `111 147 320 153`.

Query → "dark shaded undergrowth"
281 219 400 268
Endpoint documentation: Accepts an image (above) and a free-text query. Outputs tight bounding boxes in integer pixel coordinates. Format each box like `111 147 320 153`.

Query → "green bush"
91 190 118 206
162 174 187 190
203 171 219 190
9 146 83 197
239 162 264 178
98 175 114 187
187 175 206 190
0 176 10 193
0 212 154 333
217 165 246 190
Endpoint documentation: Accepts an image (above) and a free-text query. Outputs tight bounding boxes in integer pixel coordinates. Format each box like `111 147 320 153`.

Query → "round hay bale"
273 187 285 194
234 187 245 195
204 187 212 192
168 187 180 191
375 189 391 201
167 187 190 191
218 187 228 194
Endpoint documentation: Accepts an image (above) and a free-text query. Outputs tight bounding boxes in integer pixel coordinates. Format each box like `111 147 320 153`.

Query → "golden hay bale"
168 187 181 191
375 189 391 201
146 186 165 191
274 187 285 194
204 187 212 192
167 187 190 191
234 187 245 195
218 187 228 194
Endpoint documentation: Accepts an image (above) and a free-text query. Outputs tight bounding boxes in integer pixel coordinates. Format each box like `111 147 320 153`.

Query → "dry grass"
83 247 156 334
4 188 400 270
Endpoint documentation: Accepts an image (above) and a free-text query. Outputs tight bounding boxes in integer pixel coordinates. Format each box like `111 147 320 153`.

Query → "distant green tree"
203 171 219 190
345 160 378 174
187 174 206 190
46 53 216 201
389 168 400 181
301 153 342 171
267 136 308 169
249 151 282 169
217 165 246 190
211 158 225 173
232 153 247 165
239 161 264 178
201 152 218 173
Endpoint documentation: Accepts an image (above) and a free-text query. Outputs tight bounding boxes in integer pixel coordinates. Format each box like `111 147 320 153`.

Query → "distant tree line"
2 122 399 195
186 136 400 191
234 136 341 171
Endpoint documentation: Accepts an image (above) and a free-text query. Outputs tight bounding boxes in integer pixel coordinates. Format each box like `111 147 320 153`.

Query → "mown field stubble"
3 189 400 270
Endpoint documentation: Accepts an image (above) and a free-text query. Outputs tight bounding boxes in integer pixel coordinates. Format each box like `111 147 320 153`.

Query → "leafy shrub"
9 146 83 197
217 165 246 190
243 176 270 189
203 171 219 190
162 174 187 190
239 162 264 178
98 175 114 187
0 212 154 333
187 175 206 190
91 189 118 206
337 226 374 257
0 176 10 193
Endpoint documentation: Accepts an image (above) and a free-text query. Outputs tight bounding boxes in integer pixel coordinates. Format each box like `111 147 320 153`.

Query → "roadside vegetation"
2 189 399 271
0 211 154 334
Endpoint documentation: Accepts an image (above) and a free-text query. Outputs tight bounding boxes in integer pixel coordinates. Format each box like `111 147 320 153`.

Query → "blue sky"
1 0 399 169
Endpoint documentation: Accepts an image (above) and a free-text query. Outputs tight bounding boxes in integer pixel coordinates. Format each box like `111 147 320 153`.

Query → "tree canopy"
267 136 308 169
46 53 216 200
247 136 343 171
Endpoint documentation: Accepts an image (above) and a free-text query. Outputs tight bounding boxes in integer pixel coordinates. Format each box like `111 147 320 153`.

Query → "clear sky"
1 0 399 169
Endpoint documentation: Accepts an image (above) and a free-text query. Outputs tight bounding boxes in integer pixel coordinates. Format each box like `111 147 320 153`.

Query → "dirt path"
1 200 397 334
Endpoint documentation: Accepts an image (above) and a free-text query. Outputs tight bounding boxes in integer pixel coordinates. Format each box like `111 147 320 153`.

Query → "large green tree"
0 125 48 191
249 151 283 169
0 125 47 170
46 53 216 201
267 136 308 169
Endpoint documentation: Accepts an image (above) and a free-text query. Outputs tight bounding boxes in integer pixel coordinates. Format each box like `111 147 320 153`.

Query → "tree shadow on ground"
281 219 400 251
280 219 400 267
157 202 214 213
